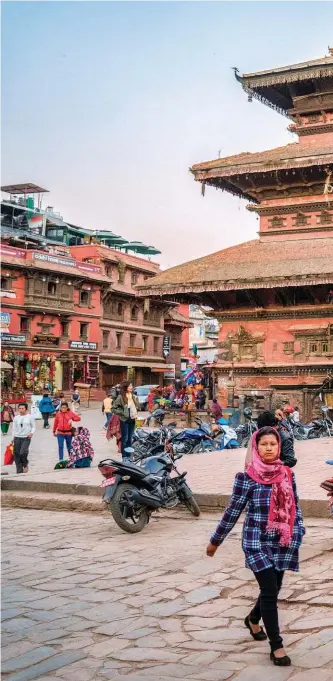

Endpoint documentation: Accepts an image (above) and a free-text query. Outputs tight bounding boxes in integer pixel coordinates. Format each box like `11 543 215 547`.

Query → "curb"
1 478 329 517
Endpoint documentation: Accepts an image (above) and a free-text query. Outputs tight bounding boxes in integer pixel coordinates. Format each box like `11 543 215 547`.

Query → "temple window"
309 341 318 353
268 216 285 229
322 342 329 353
318 211 332 225
294 213 308 227
283 342 294 354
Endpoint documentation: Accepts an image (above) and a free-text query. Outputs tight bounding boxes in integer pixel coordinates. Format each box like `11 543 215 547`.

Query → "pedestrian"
1 400 15 435
68 427 94 468
38 392 55 429
53 402 81 462
210 397 222 420
112 381 140 459
207 426 305 667
102 392 113 429
292 407 300 423
245 410 297 469
71 388 81 414
12 403 36 474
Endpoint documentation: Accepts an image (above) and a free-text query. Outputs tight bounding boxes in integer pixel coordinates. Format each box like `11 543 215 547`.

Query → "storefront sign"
164 363 176 379
69 341 97 350
33 252 102 273
0 245 26 258
34 252 76 268
163 336 171 358
77 263 102 273
1 334 26 345
126 347 143 356
0 290 16 299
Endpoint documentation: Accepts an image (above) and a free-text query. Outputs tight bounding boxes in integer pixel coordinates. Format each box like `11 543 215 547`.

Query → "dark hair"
255 426 279 446
43 393 49 398
257 410 277 429
18 402 28 410
60 401 69 409
120 380 131 402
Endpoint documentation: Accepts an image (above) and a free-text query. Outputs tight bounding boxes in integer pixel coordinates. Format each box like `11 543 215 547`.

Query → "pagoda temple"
138 51 333 419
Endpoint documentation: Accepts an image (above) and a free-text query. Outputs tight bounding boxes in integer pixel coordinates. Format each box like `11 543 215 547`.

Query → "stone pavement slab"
2 508 333 680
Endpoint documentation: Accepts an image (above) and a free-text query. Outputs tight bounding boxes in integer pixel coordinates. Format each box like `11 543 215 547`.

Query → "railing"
25 294 74 311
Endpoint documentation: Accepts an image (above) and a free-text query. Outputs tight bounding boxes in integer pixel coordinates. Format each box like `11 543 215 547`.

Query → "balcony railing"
25 294 74 311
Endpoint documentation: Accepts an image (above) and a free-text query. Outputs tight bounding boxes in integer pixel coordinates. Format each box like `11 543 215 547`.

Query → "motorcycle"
168 418 218 454
132 422 177 458
146 407 167 427
307 417 333 439
236 408 258 447
98 448 200 533
214 420 239 449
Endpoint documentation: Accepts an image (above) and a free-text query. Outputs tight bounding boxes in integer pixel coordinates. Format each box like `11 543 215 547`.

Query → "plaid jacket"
210 471 305 573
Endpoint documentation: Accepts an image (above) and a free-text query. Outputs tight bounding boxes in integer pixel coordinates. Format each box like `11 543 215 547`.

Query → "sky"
2 1 333 268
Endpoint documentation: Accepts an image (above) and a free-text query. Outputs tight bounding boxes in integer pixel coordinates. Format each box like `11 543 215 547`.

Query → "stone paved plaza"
2 507 333 681
1 408 333 501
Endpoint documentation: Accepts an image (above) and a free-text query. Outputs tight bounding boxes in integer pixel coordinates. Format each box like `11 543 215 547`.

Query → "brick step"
0 477 329 517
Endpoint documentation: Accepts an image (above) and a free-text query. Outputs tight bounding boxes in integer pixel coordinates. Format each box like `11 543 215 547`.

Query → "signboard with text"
163 336 171 358
1 334 26 345
69 341 97 351
33 252 102 273
0 245 26 258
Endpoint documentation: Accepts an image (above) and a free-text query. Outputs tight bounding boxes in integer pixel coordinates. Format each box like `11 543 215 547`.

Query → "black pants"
42 413 50 428
13 437 31 474
249 568 284 652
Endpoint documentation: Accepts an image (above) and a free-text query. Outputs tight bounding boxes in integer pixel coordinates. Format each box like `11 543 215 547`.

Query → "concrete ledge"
1 478 330 517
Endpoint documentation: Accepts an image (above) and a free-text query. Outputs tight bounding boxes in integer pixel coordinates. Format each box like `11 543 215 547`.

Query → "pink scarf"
246 431 296 547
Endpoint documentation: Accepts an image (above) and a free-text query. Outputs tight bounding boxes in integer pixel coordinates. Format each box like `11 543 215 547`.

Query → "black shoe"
244 615 267 641
270 651 291 666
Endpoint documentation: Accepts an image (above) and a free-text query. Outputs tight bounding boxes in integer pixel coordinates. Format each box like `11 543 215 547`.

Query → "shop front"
1 348 57 399
100 359 167 389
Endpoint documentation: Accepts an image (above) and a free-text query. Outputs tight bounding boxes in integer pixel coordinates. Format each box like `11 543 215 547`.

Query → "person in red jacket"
53 402 81 461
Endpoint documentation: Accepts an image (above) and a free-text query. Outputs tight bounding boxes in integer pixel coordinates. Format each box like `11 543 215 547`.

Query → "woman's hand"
206 542 218 557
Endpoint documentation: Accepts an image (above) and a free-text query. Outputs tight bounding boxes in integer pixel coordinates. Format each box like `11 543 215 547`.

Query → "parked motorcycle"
214 420 239 449
307 416 333 439
98 448 200 533
168 418 218 454
235 408 258 447
132 422 177 458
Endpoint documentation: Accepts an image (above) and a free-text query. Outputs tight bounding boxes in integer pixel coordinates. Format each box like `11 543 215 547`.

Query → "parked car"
134 385 159 411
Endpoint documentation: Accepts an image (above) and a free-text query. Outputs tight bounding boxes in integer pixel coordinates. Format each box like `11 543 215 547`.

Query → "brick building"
138 51 333 420
70 244 191 388
1 191 190 395
0 242 107 395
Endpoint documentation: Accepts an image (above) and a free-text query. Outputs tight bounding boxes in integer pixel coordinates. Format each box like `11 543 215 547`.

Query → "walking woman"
112 381 140 459
39 393 55 429
53 402 80 461
1 400 15 435
206 426 305 667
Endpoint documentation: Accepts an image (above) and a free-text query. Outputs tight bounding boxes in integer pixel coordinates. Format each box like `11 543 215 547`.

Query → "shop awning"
0 360 13 369
100 359 167 370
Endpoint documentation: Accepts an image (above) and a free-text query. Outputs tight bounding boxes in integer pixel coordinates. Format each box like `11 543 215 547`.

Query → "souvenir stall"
1 350 56 399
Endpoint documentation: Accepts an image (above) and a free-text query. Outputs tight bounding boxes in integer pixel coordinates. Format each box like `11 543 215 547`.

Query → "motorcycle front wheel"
109 483 150 534
183 495 200 517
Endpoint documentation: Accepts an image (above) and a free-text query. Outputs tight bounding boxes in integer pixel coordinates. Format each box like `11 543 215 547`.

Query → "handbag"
4 442 14 466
